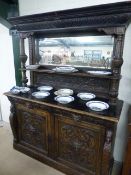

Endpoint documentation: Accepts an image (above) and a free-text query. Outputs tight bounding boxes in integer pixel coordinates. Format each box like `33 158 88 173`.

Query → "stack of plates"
54 88 73 96
54 88 74 104
52 66 78 73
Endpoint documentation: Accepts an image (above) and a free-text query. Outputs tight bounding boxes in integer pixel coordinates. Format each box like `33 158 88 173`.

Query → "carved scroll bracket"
8 98 18 143
102 130 113 175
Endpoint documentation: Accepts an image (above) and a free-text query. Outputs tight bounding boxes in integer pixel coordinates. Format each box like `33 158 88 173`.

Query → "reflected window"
35 36 114 69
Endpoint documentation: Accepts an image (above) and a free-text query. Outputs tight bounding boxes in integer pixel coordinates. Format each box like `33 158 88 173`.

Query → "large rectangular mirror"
35 35 114 69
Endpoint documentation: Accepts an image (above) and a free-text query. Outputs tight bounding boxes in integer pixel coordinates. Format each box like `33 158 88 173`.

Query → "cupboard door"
55 115 105 175
16 104 50 155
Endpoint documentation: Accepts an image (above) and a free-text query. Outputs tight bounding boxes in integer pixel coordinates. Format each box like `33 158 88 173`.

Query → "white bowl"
37 86 53 91
32 91 50 99
77 93 95 100
55 96 74 104
56 89 73 96
86 101 109 111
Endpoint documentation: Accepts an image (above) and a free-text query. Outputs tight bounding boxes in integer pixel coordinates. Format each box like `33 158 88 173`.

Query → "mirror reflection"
35 36 114 69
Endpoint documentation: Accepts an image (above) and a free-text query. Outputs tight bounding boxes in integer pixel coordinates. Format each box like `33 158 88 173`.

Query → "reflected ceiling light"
76 36 96 43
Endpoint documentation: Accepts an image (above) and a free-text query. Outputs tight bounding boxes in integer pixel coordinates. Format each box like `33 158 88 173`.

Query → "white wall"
19 0 126 15
18 0 131 162
0 24 16 122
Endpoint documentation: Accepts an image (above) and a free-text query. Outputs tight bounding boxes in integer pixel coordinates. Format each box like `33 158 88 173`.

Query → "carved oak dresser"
5 2 131 175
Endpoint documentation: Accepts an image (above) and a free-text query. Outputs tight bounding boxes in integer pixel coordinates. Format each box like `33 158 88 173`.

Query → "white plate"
37 86 53 91
56 89 73 96
87 71 112 75
86 101 109 111
55 96 74 104
26 64 40 69
32 91 50 99
77 93 95 100
53 66 78 73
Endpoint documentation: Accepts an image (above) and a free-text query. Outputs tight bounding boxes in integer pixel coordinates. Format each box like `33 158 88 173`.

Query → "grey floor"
0 122 64 175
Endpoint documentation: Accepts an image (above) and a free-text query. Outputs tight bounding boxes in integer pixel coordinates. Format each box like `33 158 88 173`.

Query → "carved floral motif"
19 111 47 151
58 122 102 173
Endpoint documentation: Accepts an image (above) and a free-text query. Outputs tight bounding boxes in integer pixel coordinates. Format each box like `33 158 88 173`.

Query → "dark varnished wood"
6 93 119 175
8 2 131 104
6 2 131 175
8 1 131 34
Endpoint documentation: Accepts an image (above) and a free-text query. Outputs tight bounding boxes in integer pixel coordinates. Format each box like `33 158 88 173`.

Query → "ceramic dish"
26 64 40 69
37 86 53 91
86 101 109 111
87 70 112 75
55 96 74 104
20 87 30 93
52 66 78 73
32 91 50 99
77 93 96 100
10 86 30 94
10 88 20 94
55 89 73 96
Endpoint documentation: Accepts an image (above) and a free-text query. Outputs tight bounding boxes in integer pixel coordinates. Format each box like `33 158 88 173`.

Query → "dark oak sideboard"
6 1 131 175
5 91 122 175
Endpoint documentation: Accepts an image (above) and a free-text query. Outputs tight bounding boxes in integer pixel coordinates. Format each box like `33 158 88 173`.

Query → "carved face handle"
72 141 82 151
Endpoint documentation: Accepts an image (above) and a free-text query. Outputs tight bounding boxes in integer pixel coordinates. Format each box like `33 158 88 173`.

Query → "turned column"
110 32 125 105
98 27 125 105
19 33 28 86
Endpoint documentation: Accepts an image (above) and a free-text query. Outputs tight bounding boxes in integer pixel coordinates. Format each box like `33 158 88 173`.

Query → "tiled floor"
0 122 64 175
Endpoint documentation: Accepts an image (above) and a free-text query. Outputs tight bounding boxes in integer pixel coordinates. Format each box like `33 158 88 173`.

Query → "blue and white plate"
55 96 74 104
32 91 50 99
37 86 53 91
86 101 109 111
77 93 95 100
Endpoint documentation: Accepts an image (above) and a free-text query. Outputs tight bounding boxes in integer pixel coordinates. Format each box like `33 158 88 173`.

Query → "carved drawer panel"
55 115 105 175
16 104 50 155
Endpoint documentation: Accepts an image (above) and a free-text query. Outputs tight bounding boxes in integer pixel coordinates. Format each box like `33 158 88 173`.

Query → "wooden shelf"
20 68 120 79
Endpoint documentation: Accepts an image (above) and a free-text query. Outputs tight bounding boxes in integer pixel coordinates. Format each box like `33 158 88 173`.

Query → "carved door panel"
55 115 105 175
16 104 50 155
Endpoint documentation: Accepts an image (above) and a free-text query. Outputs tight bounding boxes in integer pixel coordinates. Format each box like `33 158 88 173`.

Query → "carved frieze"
35 73 110 96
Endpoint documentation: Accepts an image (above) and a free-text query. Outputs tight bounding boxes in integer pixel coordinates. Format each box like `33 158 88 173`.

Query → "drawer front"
16 103 50 155
55 114 105 175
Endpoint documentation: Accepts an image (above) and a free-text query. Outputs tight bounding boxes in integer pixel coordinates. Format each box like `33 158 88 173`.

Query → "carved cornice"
98 27 126 35
8 2 131 34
